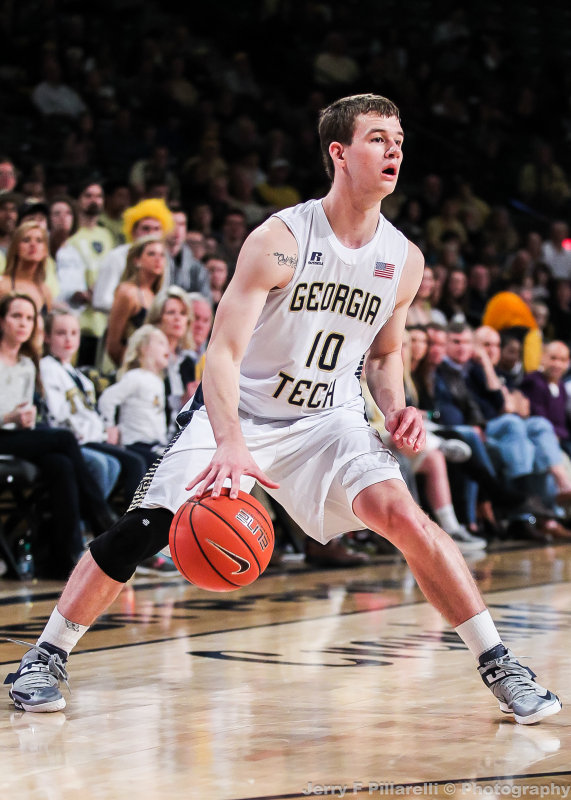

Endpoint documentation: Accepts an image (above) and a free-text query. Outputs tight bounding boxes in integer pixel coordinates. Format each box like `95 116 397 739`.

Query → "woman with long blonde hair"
105 235 166 367
0 221 52 314
146 286 198 432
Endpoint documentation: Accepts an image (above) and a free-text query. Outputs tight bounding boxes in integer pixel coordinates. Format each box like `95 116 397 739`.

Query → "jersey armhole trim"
269 213 302 294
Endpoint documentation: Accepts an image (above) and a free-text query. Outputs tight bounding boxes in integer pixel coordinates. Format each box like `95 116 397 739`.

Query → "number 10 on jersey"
272 331 345 409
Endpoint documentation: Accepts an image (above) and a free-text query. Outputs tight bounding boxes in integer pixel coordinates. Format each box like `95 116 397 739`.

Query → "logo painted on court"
206 540 251 574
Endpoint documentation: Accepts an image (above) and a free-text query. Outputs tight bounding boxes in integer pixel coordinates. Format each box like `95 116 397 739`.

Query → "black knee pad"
90 507 174 583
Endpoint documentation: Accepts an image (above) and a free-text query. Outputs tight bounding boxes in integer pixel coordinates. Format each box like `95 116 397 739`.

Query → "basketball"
169 488 275 591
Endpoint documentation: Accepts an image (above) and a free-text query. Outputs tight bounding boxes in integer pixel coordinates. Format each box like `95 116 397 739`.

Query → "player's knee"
90 508 173 583
366 492 435 550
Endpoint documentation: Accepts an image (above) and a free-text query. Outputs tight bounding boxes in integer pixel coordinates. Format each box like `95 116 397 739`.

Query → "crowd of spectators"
2 2 571 574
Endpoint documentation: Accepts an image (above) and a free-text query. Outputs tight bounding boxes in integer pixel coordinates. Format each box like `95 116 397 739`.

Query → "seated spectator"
395 198 425 250
531 262 553 303
216 210 248 276
186 229 207 262
0 192 19 258
437 268 468 322
16 201 61 305
541 221 571 281
99 180 131 247
32 58 87 119
481 206 519 263
363 333 485 553
548 279 571 345
146 286 197 433
105 236 166 367
99 325 169 468
482 288 542 371
204 255 228 310
167 208 211 299
465 263 492 328
313 32 360 88
522 341 571 458
414 323 535 535
0 222 52 314
0 293 115 577
475 326 571 507
425 198 468 256
187 293 213 361
518 142 570 213
255 160 301 211
0 156 18 194
436 322 563 527
48 195 77 258
55 182 115 366
406 265 447 327
92 199 174 313
40 310 147 506
495 331 525 389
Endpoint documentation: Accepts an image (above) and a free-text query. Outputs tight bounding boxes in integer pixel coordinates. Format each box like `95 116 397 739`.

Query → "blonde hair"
44 308 79 337
120 235 166 293
120 324 166 377
5 221 49 284
122 198 174 242
145 286 195 350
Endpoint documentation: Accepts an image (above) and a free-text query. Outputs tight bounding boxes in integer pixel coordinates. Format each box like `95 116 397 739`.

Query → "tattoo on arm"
273 252 298 269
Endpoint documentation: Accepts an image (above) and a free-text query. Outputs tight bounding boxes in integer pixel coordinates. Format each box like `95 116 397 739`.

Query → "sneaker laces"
486 655 538 704
4 638 70 694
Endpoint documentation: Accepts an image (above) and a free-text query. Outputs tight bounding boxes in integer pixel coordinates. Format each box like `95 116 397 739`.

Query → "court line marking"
1 577 570 664
229 770 571 800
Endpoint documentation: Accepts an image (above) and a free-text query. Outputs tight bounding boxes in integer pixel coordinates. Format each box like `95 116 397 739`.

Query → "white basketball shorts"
134 398 404 544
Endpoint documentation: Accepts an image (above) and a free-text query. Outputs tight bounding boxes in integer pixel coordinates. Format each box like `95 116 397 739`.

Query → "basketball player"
5 95 561 724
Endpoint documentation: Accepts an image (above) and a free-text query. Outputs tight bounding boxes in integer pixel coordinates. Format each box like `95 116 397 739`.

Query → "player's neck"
321 189 381 249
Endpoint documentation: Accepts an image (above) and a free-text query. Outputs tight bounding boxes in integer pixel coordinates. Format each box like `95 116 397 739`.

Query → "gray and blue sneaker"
4 640 69 713
479 649 562 724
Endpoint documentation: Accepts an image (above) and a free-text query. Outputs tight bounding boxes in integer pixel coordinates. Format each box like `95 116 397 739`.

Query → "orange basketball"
169 488 275 591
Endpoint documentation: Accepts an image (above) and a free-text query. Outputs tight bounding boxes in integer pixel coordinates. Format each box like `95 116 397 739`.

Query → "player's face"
0 298 36 345
340 114 403 199
47 315 80 362
160 297 189 342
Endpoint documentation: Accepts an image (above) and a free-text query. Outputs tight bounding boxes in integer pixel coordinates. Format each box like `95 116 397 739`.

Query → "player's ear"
329 141 345 170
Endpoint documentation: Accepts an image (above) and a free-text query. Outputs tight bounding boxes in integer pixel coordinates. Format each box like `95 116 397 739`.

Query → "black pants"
0 427 112 572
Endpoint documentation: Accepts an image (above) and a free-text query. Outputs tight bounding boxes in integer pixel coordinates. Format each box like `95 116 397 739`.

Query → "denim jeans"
82 446 121 499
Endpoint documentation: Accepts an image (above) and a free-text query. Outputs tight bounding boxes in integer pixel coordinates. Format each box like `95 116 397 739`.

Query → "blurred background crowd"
2 0 571 578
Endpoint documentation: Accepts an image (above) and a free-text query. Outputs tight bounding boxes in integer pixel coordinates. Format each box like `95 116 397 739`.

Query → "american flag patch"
374 261 395 279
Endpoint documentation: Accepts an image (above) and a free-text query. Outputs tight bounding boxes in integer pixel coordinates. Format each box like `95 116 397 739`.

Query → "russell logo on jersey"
307 251 324 266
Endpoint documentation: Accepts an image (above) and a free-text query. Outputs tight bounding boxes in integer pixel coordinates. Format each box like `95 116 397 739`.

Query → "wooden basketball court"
0 541 569 799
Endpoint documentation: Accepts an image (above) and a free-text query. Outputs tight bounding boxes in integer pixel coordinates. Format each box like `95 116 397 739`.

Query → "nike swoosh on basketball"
206 540 251 574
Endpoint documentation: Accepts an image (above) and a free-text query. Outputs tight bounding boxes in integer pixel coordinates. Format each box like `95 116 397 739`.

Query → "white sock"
455 610 503 659
36 607 89 656
434 504 460 534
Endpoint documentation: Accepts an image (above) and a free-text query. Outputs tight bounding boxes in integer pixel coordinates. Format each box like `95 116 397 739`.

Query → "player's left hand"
384 407 426 456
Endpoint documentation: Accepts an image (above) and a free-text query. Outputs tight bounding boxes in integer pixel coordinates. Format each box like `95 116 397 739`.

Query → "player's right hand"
185 441 280 500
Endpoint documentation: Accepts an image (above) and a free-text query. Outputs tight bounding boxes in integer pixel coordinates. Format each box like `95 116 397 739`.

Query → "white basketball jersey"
238 199 408 420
